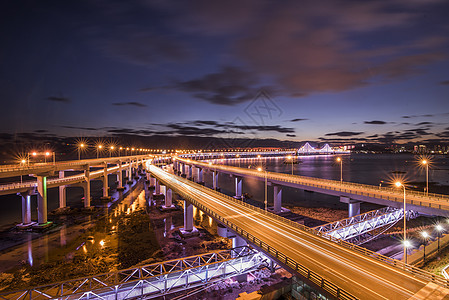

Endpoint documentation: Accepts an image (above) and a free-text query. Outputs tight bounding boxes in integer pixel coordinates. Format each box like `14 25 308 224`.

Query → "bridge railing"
151 166 449 291
0 155 151 174
177 158 449 209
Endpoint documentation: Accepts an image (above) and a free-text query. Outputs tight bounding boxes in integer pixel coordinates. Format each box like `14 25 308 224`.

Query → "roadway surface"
176 157 449 215
149 165 449 299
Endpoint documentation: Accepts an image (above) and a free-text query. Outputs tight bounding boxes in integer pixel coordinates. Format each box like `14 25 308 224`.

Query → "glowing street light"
97 145 103 159
422 159 429 196
336 157 343 182
109 146 114 157
436 224 444 252
421 231 429 261
395 181 407 263
258 167 268 211
78 143 85 160
403 240 411 264
119 147 123 157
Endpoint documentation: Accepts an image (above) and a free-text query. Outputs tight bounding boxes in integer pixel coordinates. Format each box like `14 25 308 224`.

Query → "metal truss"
314 207 418 244
0 246 265 300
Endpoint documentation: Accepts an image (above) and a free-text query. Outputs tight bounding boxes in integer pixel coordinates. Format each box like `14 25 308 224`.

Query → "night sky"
1 0 449 145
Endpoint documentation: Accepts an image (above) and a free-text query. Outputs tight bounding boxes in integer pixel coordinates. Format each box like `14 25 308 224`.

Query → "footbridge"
313 207 418 245
175 157 449 216
147 164 449 299
0 247 264 300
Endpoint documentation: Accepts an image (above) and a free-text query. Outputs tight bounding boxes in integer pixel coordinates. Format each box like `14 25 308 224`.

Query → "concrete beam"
36 176 47 224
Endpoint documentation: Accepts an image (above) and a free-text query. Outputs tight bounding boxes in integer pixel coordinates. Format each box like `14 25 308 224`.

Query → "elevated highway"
175 157 449 216
148 164 449 299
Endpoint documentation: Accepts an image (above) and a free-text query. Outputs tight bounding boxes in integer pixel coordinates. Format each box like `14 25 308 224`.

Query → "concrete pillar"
213 171 219 190
165 188 173 207
198 168 204 184
273 185 282 213
149 176 156 187
187 165 193 180
19 191 32 225
232 235 247 249
117 161 123 189
234 176 243 199
84 170 91 207
181 163 186 177
102 163 109 199
154 179 161 195
36 176 47 224
183 201 194 232
340 196 361 218
128 160 133 181
59 171 66 208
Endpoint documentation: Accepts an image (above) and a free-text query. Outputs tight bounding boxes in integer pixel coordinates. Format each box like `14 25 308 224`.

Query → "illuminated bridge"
147 164 449 299
175 157 449 217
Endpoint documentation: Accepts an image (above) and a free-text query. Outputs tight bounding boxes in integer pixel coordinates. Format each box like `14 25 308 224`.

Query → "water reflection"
27 234 33 266
60 225 67 247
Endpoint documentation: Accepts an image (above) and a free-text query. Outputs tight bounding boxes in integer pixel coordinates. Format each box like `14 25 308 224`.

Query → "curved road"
149 165 449 299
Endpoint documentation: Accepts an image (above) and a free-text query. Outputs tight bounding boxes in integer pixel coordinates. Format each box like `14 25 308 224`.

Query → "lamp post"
422 160 429 196
78 143 85 160
97 145 103 159
436 224 443 252
109 146 114 157
236 154 240 168
119 147 122 157
287 155 294 175
421 231 429 261
395 181 407 263
336 157 342 182
258 167 268 211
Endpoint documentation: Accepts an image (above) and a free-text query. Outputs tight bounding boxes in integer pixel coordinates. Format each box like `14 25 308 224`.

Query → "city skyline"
1 1 449 145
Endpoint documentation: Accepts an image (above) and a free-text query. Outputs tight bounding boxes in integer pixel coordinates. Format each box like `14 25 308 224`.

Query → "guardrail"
176 158 449 210
150 166 449 294
0 155 152 174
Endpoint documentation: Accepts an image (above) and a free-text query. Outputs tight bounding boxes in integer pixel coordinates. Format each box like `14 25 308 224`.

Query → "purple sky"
1 0 449 144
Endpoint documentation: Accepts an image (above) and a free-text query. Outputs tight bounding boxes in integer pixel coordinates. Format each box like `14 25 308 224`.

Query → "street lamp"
422 160 429 196
421 231 429 261
395 181 407 263
287 155 294 175
403 240 411 264
436 224 444 252
258 167 268 211
97 145 103 158
78 143 85 160
119 147 122 157
336 157 342 182
109 146 114 157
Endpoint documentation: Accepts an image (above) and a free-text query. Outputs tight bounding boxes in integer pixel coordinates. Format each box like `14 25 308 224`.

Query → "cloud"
290 118 308 122
112 102 147 107
325 131 364 137
364 120 387 125
234 1 448 95
440 80 449 85
61 125 99 131
47 96 70 103
286 134 296 137
172 66 270 105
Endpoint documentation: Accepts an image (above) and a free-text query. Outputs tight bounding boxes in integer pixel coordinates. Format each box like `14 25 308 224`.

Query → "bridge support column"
181 163 186 178
234 176 243 199
213 171 219 190
179 200 198 237
162 188 175 210
128 160 133 182
37 176 48 224
187 165 193 180
117 162 124 191
154 179 161 196
197 167 204 184
19 190 32 226
101 163 110 199
58 171 66 208
273 185 282 213
83 170 91 208
149 176 156 188
340 196 361 217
